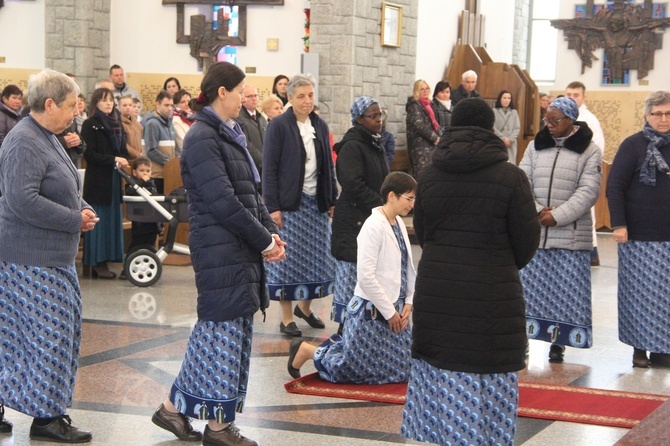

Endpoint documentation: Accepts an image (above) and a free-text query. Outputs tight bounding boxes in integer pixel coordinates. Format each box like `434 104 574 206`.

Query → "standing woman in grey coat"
493 90 521 164
519 97 602 363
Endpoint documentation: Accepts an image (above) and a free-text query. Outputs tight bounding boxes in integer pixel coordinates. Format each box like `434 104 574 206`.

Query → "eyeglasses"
362 112 383 120
649 111 670 120
399 194 415 202
245 94 259 99
542 117 567 126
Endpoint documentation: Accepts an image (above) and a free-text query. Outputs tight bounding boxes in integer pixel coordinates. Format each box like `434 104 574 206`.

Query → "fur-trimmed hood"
533 121 593 154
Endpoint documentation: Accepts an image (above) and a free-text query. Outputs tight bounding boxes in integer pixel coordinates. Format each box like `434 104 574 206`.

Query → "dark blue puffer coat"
181 107 278 322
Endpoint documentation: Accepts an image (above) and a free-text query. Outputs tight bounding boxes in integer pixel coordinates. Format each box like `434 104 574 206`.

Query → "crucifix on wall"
162 0 284 70
551 0 670 83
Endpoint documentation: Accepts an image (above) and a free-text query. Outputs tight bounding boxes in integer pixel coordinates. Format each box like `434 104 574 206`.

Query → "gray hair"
287 74 315 99
28 69 80 113
644 90 670 115
462 70 478 80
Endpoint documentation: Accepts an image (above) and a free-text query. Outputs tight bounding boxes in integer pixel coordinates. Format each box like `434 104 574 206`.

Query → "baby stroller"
116 165 190 287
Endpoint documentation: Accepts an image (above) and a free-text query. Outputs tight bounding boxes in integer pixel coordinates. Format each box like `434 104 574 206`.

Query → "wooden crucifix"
162 0 284 70
551 0 670 81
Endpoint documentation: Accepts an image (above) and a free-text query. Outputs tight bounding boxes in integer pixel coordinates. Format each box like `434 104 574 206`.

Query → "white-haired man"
451 70 481 105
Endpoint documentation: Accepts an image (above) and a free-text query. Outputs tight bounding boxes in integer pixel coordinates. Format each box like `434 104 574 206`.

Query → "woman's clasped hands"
81 209 99 232
388 304 413 333
263 234 287 263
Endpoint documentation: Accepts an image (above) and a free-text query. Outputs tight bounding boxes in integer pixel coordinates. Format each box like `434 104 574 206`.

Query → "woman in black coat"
82 88 130 279
330 96 389 324
405 79 440 179
402 98 540 446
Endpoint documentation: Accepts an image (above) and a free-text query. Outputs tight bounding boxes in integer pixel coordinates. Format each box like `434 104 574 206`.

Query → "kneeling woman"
288 172 416 384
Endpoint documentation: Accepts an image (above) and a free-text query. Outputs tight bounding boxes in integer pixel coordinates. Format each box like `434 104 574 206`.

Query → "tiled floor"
1 233 669 446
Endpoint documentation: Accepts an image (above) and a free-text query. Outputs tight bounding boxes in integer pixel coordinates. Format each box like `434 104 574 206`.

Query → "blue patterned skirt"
170 316 253 422
0 262 82 418
314 295 411 384
618 241 670 353
330 260 356 323
266 194 336 301
401 358 518 446
83 173 124 266
520 248 592 348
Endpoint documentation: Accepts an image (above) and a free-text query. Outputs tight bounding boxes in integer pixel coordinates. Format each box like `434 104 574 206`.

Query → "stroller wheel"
125 249 162 287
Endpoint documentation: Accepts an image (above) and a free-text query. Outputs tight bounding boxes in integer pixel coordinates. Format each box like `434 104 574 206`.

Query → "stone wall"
45 0 111 96
310 0 418 151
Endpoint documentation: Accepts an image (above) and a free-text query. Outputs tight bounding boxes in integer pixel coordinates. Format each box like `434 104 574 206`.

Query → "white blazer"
353 207 416 320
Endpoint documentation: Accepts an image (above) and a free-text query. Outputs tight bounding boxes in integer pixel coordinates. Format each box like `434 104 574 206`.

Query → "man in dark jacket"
450 70 481 105
236 85 267 175
402 98 540 446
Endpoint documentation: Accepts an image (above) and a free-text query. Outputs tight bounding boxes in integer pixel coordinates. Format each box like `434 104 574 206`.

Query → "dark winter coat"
82 115 129 205
181 107 278 322
450 84 481 105
331 125 389 262
412 126 540 374
236 106 268 174
405 97 439 179
262 107 337 213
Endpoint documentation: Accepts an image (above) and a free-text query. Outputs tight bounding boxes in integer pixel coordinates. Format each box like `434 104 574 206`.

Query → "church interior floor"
2 234 669 446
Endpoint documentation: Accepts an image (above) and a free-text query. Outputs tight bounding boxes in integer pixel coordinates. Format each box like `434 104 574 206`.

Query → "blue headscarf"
350 96 378 125
548 97 579 121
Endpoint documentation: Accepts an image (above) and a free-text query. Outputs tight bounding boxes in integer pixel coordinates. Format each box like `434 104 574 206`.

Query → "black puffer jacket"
412 126 540 374
331 125 389 262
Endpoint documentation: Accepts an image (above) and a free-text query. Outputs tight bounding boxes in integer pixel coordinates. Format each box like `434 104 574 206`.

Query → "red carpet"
285 373 669 428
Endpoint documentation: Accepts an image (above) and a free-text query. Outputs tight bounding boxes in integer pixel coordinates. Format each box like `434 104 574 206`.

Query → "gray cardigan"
0 116 91 266
519 123 602 251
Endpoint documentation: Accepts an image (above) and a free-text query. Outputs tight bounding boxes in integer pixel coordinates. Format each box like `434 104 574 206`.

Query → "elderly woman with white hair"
262 73 338 337
607 90 670 368
0 69 96 442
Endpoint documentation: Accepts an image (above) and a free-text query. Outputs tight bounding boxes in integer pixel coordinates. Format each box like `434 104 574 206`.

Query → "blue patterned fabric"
350 96 378 125
548 97 579 120
402 358 517 446
392 223 409 298
331 260 356 323
170 316 253 422
266 193 336 301
314 296 411 384
83 172 124 266
521 248 593 348
0 262 82 418
618 241 670 353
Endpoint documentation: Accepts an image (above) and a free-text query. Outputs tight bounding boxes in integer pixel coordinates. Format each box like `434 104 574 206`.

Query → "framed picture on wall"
381 3 402 47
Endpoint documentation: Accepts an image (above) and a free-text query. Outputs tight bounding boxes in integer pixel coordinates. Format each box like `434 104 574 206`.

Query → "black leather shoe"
279 321 302 337
0 404 12 433
294 306 325 329
633 348 650 368
29 415 92 443
287 339 304 379
650 352 670 367
548 344 565 363
151 403 202 441
203 423 258 446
